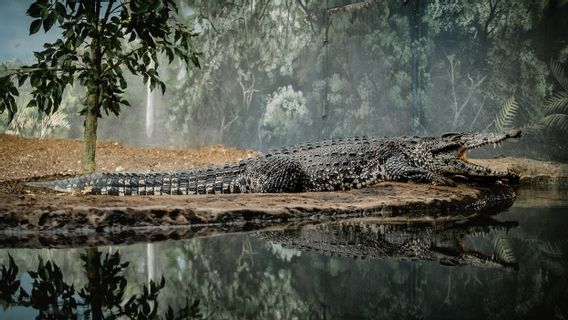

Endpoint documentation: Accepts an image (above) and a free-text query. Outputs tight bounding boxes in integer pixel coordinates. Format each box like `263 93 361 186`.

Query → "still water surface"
1 186 567 319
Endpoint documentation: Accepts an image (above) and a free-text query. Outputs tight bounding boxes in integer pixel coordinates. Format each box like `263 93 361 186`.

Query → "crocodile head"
414 129 522 179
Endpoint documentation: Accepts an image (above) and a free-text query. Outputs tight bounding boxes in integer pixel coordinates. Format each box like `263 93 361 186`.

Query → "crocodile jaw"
458 128 521 161
456 129 522 178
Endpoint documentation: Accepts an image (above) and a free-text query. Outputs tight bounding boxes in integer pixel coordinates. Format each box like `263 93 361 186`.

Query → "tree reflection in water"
1 207 567 319
0 248 200 320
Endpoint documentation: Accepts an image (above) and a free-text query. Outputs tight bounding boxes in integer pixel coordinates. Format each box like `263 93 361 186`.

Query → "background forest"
1 0 568 159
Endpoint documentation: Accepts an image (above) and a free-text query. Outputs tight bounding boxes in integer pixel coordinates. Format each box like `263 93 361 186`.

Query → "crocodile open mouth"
457 128 522 165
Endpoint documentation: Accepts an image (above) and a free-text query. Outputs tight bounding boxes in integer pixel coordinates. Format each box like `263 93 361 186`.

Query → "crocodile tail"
25 164 249 195
26 173 106 194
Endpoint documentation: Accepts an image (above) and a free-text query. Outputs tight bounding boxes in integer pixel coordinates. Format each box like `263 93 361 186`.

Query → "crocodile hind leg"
243 155 312 192
384 156 456 186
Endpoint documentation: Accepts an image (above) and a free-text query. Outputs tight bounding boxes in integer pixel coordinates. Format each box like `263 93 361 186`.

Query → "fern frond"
39 110 69 138
495 96 519 131
540 241 563 258
492 237 516 263
551 60 568 92
8 107 38 135
544 91 568 115
537 113 568 133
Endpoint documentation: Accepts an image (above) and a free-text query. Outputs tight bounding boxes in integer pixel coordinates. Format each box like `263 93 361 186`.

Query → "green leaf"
27 99 37 109
119 99 130 107
55 2 66 17
26 2 43 18
18 74 29 87
8 86 19 97
43 11 56 32
495 96 519 131
67 0 76 11
119 76 127 90
33 51 43 60
30 73 41 87
30 19 42 35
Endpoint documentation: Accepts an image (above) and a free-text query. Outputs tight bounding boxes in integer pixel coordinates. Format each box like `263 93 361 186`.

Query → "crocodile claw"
433 176 457 187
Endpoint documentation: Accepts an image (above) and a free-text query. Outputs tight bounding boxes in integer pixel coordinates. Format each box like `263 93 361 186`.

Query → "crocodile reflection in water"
258 216 519 269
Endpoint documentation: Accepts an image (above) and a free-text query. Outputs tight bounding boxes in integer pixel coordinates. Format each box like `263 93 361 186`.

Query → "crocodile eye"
441 132 461 139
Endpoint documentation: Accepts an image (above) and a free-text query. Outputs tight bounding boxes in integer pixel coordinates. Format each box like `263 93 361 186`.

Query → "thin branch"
2 66 85 78
101 0 116 26
108 1 125 16
457 75 486 115
469 96 487 130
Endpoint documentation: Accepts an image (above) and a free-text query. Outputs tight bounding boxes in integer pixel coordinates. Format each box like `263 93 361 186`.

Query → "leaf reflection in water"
0 248 200 320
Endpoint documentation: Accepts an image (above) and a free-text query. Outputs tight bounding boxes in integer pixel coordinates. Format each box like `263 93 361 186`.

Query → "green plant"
495 96 520 131
0 250 201 319
537 61 568 133
6 95 70 138
0 0 201 172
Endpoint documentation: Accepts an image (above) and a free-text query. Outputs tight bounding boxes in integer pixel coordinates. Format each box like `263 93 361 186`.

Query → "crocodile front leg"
384 156 456 186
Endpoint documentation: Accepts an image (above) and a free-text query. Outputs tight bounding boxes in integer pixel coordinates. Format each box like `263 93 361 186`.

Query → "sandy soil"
0 134 256 193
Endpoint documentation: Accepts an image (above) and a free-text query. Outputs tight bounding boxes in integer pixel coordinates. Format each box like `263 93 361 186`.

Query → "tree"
0 0 200 172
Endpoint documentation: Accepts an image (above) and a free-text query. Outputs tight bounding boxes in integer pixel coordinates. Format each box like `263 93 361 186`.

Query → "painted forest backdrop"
1 0 568 159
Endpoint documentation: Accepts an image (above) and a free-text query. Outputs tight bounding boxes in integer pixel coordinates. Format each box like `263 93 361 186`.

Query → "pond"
1 186 567 319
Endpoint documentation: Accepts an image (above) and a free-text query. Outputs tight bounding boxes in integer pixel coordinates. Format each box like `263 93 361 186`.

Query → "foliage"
0 255 20 306
492 237 516 264
0 250 201 320
164 0 422 149
7 107 69 138
163 0 314 148
0 0 200 118
161 0 565 153
538 61 568 133
0 0 201 171
422 0 550 133
260 85 311 147
495 96 520 131
1 0 567 160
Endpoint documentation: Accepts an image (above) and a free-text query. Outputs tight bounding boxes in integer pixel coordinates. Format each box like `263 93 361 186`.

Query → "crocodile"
27 129 522 195
258 216 519 269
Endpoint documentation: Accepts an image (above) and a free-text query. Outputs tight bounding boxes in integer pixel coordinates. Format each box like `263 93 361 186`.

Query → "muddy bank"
0 182 515 248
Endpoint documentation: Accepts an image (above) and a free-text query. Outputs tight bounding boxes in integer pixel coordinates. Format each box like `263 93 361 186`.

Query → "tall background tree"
0 0 200 172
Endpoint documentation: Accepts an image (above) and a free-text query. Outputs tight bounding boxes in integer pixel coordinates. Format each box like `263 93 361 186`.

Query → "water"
1 187 567 319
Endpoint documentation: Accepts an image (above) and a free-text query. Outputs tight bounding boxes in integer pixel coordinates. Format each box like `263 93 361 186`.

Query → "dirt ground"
0 134 256 182
0 134 566 246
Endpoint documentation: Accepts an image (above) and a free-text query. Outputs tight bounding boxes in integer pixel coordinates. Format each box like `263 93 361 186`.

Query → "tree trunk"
83 6 101 173
84 247 103 320
82 91 98 173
